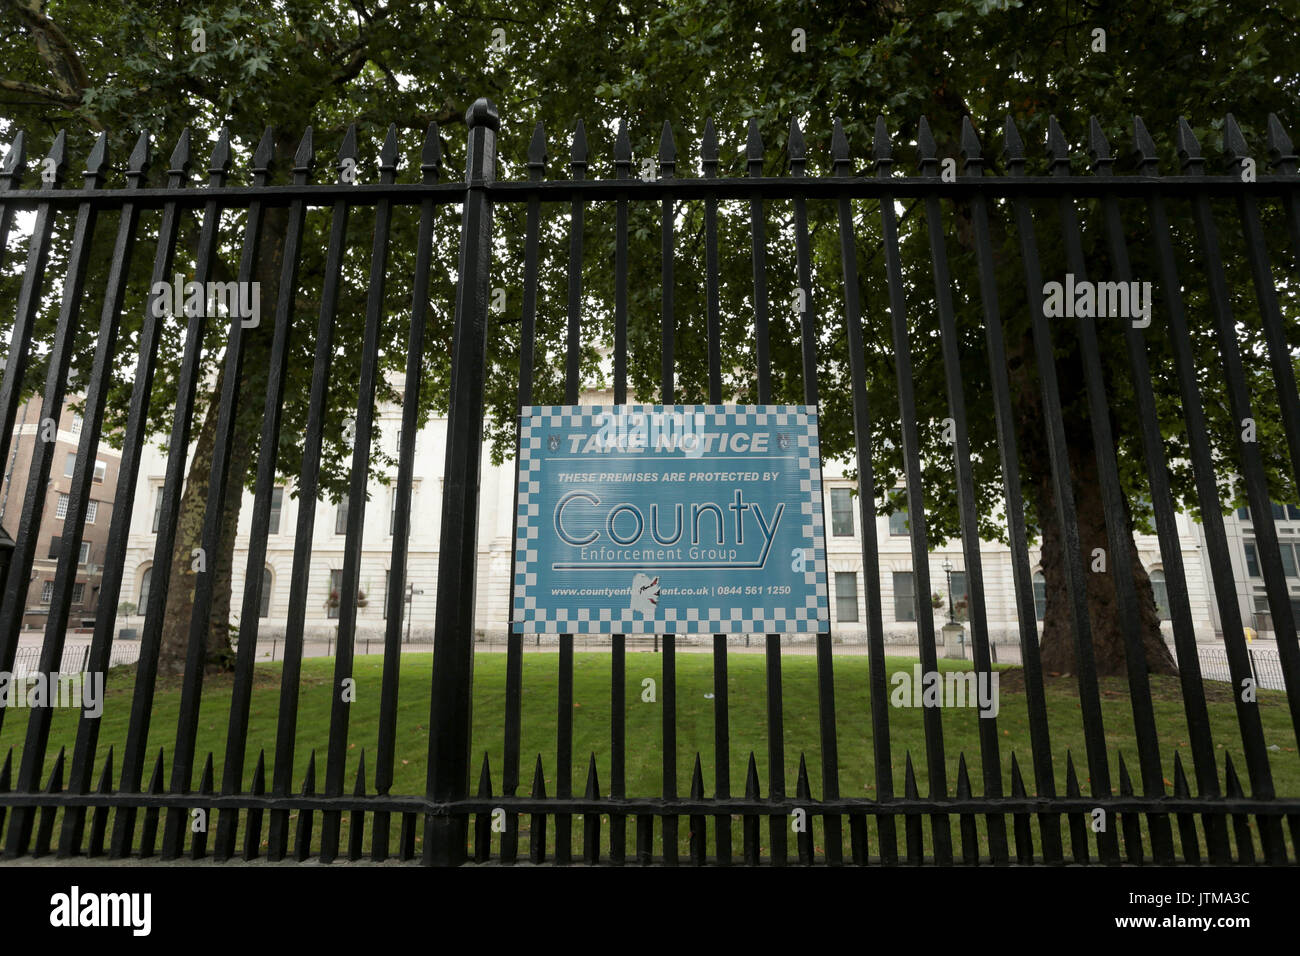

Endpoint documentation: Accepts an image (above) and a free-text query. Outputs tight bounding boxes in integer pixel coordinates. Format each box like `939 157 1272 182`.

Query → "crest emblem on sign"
777 432 791 450
548 434 561 452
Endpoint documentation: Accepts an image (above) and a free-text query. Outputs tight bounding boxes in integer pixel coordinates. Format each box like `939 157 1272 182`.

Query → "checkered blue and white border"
510 404 830 635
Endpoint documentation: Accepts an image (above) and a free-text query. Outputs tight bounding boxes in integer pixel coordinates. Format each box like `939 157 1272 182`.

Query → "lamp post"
405 582 424 644
942 558 954 624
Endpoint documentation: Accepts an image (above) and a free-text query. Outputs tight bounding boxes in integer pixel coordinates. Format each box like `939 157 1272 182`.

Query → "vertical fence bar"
374 123 442 861
658 120 680 864
2 136 107 858
159 129 272 860
700 116 731 865
1178 117 1290 862
874 116 951 864
267 126 358 860
502 121 546 866
830 119 895 863
1002 116 1118 863
214 128 314 862
110 131 231 858
424 98 498 865
1090 117 1226 861
918 118 1010 864
1045 116 1174 863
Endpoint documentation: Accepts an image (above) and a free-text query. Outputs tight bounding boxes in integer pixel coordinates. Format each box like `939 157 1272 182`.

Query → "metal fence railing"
0 100 1298 865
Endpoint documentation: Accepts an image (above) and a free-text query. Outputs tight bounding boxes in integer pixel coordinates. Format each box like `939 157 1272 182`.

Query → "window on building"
834 571 859 622
1272 502 1287 520
1150 569 1171 620
1288 505 1300 520
78 542 91 565
830 488 854 537
893 571 916 622
335 496 349 536
71 582 85 605
949 570 967 617
390 487 399 536
70 414 82 436
1237 506 1251 521
1282 542 1299 578
85 500 98 524
328 569 342 619
48 537 60 560
92 460 106 483
260 567 272 618
139 567 152 609
64 452 76 477
41 581 53 603
384 570 390 620
1033 571 1047 621
1244 541 1260 577
888 507 909 537
152 486 164 533
267 486 284 535
56 493 70 519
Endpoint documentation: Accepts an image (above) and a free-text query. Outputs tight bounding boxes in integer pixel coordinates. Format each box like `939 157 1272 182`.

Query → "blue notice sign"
511 405 829 635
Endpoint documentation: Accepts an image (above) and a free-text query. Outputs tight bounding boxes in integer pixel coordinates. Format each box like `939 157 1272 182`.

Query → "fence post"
0 526 12 612
425 97 498 865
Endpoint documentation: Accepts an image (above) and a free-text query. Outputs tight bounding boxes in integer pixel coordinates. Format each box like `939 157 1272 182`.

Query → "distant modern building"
1200 503 1300 637
1 394 121 631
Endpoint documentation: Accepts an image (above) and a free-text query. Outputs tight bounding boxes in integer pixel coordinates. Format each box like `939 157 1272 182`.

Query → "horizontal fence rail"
0 99 1297 865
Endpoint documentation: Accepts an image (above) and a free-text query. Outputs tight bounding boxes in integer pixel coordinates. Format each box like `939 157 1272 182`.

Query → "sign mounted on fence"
511 404 829 635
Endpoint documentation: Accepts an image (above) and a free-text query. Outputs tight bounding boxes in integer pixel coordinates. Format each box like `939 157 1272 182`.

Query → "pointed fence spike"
1267 113 1296 167
795 754 811 799
584 753 599 799
126 131 151 182
916 115 937 164
2 130 26 177
788 116 806 171
955 754 972 798
1117 752 1134 795
302 751 317 793
959 116 983 166
1087 116 1112 166
96 746 114 792
338 123 358 163
1009 752 1027 796
1065 751 1081 796
1047 114 1070 157
0 748 11 789
148 748 166 793
169 127 193 174
658 120 676 166
380 123 400 170
746 117 764 166
872 115 893 170
527 120 547 169
420 122 441 179
294 126 316 170
1132 115 1159 170
1176 117 1203 168
614 118 632 166
198 753 215 793
1222 113 1251 171
1223 753 1244 797
84 131 110 177
44 130 68 185
475 751 493 798
831 118 850 172
253 125 276 170
354 749 368 796
903 752 918 798
571 118 589 168
690 754 704 799
209 127 232 174
252 751 266 790
745 752 760 797
45 747 67 791
1172 752 1191 797
700 116 718 172
1002 114 1026 167
531 754 547 797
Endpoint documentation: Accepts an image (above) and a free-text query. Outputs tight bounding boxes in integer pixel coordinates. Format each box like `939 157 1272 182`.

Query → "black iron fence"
0 99 1298 865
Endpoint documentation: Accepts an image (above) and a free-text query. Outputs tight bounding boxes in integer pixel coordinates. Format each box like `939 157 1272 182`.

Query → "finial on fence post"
830 118 851 177
959 116 984 176
1131 115 1159 174
701 116 719 177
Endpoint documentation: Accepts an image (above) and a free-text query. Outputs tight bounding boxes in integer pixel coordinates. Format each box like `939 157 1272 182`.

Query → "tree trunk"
1008 327 1177 678
156 197 290 676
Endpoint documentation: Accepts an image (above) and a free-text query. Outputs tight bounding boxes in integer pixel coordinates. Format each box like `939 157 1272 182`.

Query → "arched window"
260 566 273 618
1150 569 1170 621
1033 571 1046 622
138 566 153 610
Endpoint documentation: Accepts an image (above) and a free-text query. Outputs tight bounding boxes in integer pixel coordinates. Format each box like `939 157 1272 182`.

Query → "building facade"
1 394 122 631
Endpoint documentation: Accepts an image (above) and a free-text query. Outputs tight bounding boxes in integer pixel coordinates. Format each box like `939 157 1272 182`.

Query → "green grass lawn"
3 651 1297 861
